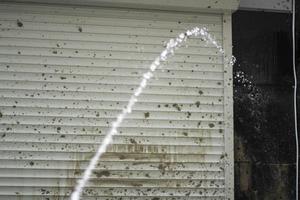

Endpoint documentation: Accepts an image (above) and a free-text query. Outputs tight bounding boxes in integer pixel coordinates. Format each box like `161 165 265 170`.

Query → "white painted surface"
239 0 292 12
2 0 240 12
0 2 234 200
223 14 235 200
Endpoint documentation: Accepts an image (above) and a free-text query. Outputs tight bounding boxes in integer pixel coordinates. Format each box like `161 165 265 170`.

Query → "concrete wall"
232 8 296 199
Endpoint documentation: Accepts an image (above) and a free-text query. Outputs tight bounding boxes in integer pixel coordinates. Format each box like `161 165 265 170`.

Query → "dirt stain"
17 20 23 27
172 103 181 111
144 112 150 118
94 170 110 178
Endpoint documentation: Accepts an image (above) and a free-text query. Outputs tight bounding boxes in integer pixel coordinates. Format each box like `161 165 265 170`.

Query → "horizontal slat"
0 46 223 63
0 5 222 26
0 115 223 129
1 119 223 130
0 38 221 56
0 74 224 90
0 187 225 197
0 128 224 144
0 29 222 48
0 133 225 146
0 81 224 98
0 106 224 121
0 64 224 83
0 160 224 172
0 57 224 78
0 151 224 162
0 168 225 179
0 94 223 107
0 72 224 89
0 142 225 155
0 177 225 189
0 60 224 73
0 54 224 70
0 97 224 113
0 20 223 39
0 124 224 138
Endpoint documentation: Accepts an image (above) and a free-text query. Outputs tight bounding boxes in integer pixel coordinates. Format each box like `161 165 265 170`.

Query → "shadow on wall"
232 10 297 199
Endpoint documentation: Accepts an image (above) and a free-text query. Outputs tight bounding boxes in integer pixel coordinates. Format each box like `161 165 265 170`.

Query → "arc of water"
71 27 234 200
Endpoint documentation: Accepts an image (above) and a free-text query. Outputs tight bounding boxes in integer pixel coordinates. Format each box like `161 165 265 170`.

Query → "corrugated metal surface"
0 2 233 200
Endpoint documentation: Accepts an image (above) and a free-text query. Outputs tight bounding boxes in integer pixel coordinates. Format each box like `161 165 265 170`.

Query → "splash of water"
70 27 234 200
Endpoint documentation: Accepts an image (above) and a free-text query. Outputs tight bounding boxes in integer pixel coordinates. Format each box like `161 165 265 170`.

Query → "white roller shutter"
0 2 234 200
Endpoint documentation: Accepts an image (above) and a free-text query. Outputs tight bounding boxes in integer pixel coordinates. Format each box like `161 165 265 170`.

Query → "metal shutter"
0 2 234 200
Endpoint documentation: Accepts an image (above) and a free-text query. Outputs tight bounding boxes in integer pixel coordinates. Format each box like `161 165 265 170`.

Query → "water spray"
70 27 234 200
